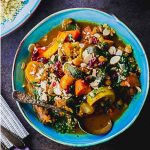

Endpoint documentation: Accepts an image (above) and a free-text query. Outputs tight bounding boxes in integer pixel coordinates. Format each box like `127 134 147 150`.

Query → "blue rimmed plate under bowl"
1 0 41 38
12 8 149 147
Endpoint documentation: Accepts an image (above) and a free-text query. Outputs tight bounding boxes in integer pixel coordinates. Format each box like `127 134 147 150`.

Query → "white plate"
0 0 41 37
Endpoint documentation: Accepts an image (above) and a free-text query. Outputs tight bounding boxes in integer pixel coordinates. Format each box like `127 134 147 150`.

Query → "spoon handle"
12 91 71 114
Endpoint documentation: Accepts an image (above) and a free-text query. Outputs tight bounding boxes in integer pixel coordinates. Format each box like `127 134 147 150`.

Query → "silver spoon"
78 113 112 135
12 91 112 135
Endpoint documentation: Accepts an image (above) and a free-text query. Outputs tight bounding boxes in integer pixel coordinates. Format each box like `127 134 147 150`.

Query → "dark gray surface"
1 0 150 150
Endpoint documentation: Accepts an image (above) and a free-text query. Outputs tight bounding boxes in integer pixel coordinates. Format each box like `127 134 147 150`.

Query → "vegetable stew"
23 18 141 134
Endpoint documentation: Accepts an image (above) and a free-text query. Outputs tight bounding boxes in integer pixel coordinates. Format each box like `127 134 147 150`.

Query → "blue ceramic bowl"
12 8 149 147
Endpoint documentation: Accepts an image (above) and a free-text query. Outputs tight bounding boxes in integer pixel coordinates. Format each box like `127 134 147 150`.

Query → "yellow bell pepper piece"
25 61 47 83
87 87 115 106
43 32 68 59
63 42 72 57
79 48 83 58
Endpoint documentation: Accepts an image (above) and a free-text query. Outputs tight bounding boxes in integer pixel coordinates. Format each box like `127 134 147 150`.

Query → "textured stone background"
1 0 150 149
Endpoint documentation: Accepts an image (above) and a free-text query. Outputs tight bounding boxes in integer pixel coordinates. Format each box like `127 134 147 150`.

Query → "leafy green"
54 55 58 62
96 68 106 86
33 89 40 100
50 110 77 133
62 18 79 31
48 60 54 65
48 96 55 105
98 42 109 51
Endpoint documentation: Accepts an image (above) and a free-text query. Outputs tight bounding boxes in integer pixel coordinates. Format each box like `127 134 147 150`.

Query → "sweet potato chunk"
60 74 75 90
75 79 91 96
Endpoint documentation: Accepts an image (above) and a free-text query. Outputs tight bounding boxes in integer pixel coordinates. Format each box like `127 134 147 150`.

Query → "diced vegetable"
60 74 75 90
72 57 82 66
120 80 130 87
50 110 77 133
63 63 85 79
120 73 140 87
24 18 141 134
105 79 112 86
36 47 47 57
34 105 51 124
103 39 114 46
75 79 91 96
25 61 47 83
43 32 68 58
124 45 132 53
79 102 94 116
65 30 80 41
54 99 66 107
87 87 115 106
83 26 92 34
79 48 84 58
62 18 79 31
63 42 72 57
98 56 107 63
84 45 100 56
127 73 140 87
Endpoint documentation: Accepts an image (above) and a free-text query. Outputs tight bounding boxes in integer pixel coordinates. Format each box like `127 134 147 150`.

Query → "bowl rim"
12 8 149 147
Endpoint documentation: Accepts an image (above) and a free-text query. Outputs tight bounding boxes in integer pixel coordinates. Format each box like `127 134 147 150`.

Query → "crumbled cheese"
41 81 47 91
51 55 55 62
79 43 85 48
83 54 93 64
32 64 36 67
136 86 141 92
89 92 95 97
44 64 49 69
49 73 57 81
80 63 87 68
98 25 103 33
82 49 88 58
35 73 41 79
92 69 97 77
37 87 42 96
40 47 46 50
30 70 35 75
118 63 125 72
86 32 90 35
62 90 67 97
93 33 100 38
54 83 62 95
40 92 47 101
38 68 44 75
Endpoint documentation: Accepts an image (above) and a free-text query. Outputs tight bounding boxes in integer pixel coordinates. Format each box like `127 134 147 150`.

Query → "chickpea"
105 79 112 86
